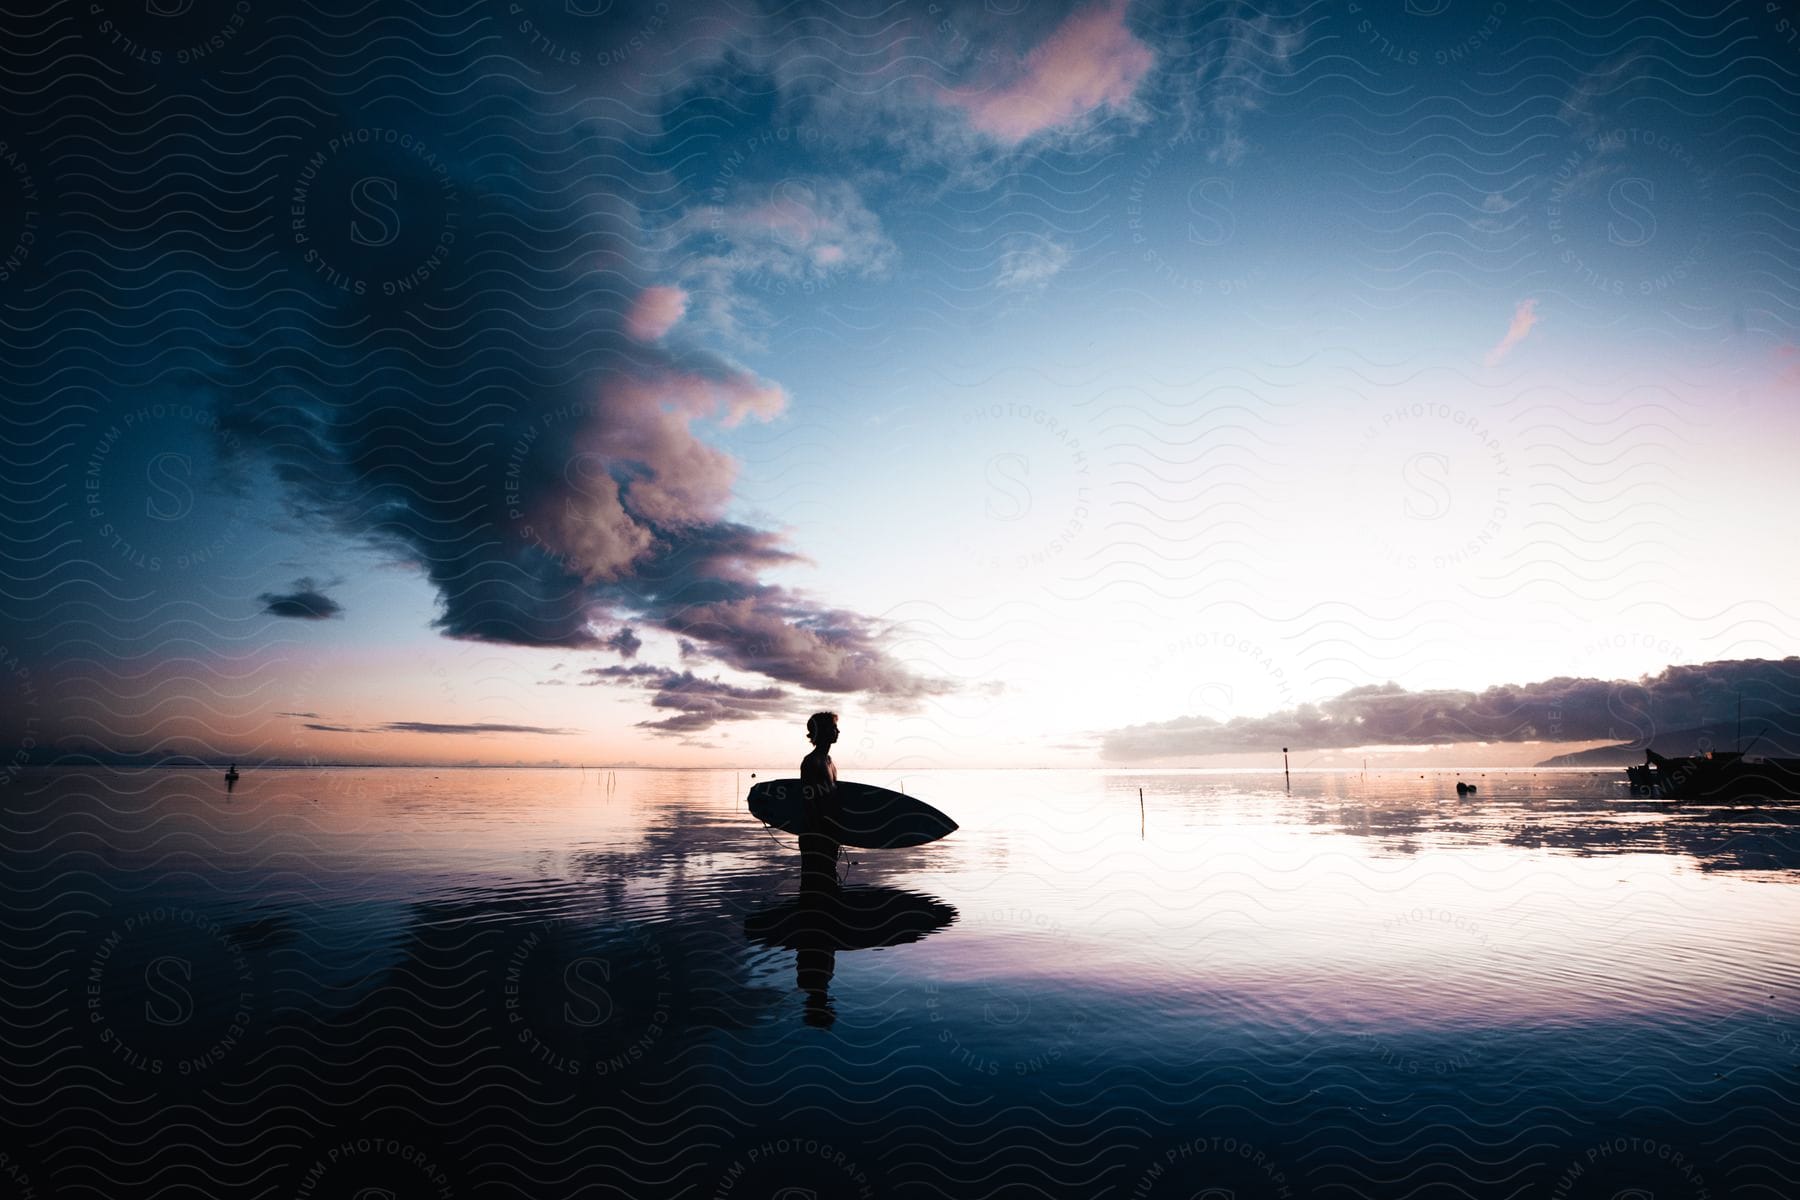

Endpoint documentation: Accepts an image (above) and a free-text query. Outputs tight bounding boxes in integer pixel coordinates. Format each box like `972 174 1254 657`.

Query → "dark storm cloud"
1102 658 1800 762
176 7 951 711
39 0 1309 741
604 627 643 658
33 0 1298 734
582 663 793 735
259 579 342 620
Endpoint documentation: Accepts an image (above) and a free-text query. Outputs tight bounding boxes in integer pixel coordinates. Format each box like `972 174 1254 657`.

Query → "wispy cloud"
581 663 793 735
1471 191 1523 235
934 0 1155 143
674 177 897 346
623 285 688 342
1162 7 1308 166
1557 45 1652 139
1484 298 1540 367
1776 343 1800 386
995 233 1072 290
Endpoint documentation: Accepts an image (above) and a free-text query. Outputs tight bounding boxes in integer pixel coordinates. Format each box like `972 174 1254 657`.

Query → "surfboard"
746 779 958 849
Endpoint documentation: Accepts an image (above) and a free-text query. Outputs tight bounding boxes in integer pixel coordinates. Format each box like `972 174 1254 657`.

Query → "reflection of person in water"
796 712 842 1028
799 712 840 890
795 935 837 1030
746 885 959 1033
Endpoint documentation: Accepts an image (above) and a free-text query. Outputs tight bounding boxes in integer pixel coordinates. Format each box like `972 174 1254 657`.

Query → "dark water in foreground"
5 766 1798 1198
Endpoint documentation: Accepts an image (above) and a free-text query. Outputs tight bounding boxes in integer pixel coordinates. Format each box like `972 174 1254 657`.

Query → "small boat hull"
1627 750 1800 802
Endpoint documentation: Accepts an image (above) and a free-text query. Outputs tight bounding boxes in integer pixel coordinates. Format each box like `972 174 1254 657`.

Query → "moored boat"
1626 748 1800 802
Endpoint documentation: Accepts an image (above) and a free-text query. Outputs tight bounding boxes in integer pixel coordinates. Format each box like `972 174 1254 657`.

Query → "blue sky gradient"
4 0 1798 766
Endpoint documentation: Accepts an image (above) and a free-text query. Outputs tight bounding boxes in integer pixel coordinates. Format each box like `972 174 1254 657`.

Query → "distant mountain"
1537 724 1800 767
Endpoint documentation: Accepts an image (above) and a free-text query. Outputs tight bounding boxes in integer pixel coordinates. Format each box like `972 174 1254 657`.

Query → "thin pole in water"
1283 747 1290 791
1139 787 1145 839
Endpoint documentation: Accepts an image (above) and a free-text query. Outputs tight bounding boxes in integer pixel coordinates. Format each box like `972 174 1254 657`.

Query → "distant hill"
1537 724 1800 767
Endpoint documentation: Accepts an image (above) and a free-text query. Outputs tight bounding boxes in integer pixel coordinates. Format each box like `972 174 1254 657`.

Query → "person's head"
806 711 839 748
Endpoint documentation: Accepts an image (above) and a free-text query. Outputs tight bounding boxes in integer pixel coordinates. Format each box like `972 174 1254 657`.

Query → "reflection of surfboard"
747 779 957 849
744 886 957 952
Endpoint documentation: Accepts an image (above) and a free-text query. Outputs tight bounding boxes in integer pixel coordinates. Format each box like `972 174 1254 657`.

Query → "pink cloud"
534 366 789 583
1484 298 1541 367
624 285 688 342
937 0 1155 143
1777 343 1800 386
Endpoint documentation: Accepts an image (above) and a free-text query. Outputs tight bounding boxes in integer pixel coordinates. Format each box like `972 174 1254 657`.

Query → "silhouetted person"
225 762 239 793
799 711 840 891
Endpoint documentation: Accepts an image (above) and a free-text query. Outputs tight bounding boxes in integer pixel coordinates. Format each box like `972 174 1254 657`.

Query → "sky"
4 0 1800 769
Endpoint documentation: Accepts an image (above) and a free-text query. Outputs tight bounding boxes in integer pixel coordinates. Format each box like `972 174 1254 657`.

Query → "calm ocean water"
5 765 1798 1198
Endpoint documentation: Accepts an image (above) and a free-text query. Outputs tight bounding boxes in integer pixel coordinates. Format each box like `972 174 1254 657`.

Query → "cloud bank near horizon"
1101 658 1800 761
300 720 578 737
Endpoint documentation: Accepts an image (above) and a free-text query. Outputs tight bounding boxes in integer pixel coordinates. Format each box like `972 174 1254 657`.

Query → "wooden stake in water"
1139 787 1145 839
1283 747 1290 791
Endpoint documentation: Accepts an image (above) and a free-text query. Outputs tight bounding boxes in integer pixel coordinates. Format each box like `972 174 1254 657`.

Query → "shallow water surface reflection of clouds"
9 765 1800 1195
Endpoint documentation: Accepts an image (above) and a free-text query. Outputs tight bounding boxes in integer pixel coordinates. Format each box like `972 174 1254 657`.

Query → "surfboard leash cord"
756 819 799 852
